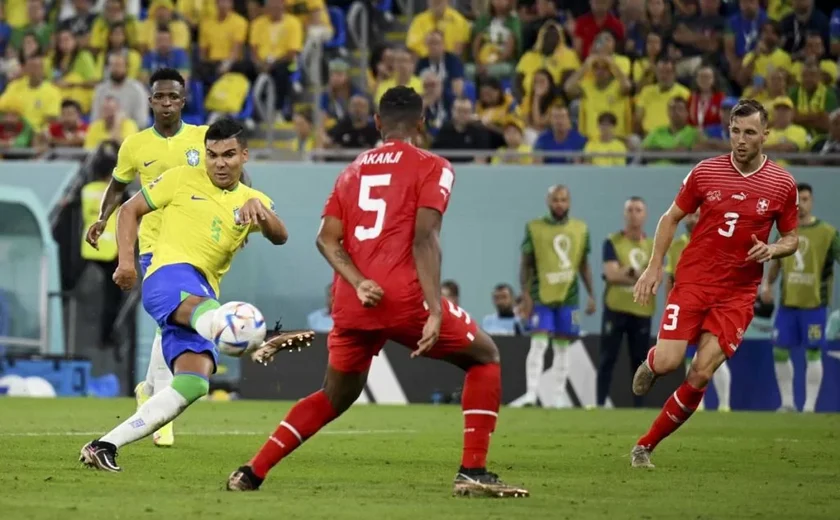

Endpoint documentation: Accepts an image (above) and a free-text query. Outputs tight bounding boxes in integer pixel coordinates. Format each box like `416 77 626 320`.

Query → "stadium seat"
183 79 206 125
377 0 393 14
236 88 255 121
462 79 476 103
325 7 348 51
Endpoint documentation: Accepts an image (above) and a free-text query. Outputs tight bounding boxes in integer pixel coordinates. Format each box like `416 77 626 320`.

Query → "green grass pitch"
1 398 838 519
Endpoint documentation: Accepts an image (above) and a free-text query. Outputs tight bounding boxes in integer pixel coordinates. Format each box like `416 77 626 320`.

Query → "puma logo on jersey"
144 160 157 167
360 151 403 165
731 192 747 201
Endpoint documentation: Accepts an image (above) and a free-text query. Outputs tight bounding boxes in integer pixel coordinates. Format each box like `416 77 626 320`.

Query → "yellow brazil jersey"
491 144 533 165
249 14 304 62
141 166 275 296
742 48 792 81
635 83 690 134
199 12 249 62
516 46 580 97
112 122 208 255
406 7 471 59
579 78 631 140
584 138 627 166
0 78 61 131
790 59 839 86
766 124 809 165
374 76 423 106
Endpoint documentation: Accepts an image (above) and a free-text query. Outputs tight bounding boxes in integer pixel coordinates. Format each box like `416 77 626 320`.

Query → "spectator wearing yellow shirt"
285 0 333 43
766 0 792 21
790 59 839 137
739 22 791 90
748 68 789 119
634 58 690 135
137 0 191 53
9 0 52 51
765 96 809 165
5 0 28 29
95 23 143 80
176 0 217 30
0 53 60 131
588 30 631 79
46 29 98 113
197 0 248 90
84 95 139 150
632 32 663 90
790 32 838 86
290 108 317 154
406 0 471 59
476 75 515 132
248 0 303 119
374 47 422 106
492 117 532 165
584 112 627 166
90 0 139 51
515 21 579 103
517 69 558 134
564 54 632 141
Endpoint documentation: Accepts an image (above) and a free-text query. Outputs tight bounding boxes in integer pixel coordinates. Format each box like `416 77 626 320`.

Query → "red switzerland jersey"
673 154 798 289
322 140 455 329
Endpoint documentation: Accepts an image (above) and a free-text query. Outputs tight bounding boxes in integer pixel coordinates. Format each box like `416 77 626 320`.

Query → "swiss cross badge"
756 198 769 215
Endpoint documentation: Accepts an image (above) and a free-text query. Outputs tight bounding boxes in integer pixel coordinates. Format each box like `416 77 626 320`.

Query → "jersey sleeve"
141 168 182 210
322 182 342 220
602 238 617 263
112 136 137 184
417 157 455 214
776 181 799 234
674 167 703 214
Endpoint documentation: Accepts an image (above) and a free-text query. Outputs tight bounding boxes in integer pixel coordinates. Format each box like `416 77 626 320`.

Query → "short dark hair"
628 195 646 204
205 117 247 147
378 86 423 130
797 183 813 194
730 99 768 126
156 24 171 34
494 283 514 295
597 112 617 126
149 67 185 88
655 57 675 67
442 280 460 298
61 99 82 113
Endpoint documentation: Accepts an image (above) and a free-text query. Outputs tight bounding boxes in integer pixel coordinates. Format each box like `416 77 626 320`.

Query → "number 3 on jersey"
355 174 392 241
717 212 739 238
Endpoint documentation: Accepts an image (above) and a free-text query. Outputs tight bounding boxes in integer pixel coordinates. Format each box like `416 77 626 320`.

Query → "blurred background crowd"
1 0 840 163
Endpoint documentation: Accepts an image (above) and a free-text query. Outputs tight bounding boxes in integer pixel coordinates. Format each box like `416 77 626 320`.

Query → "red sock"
637 381 705 451
646 347 659 375
249 390 337 478
461 363 501 469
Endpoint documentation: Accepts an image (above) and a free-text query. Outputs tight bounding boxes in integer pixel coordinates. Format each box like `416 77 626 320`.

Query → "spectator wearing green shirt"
790 58 839 137
641 97 701 164
10 0 53 52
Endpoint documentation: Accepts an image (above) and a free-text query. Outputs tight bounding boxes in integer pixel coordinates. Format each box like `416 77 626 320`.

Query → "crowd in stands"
1 0 839 165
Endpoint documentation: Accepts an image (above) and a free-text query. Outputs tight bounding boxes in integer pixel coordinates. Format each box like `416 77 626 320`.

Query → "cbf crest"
185 148 200 166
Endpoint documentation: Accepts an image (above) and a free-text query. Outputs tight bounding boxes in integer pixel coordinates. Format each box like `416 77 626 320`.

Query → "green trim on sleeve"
141 187 157 210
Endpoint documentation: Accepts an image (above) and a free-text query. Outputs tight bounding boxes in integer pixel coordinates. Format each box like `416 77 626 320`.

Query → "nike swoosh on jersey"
191 195 206 201
144 160 157 167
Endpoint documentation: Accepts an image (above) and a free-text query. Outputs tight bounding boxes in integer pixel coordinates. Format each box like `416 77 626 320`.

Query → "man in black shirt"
326 94 380 157
431 98 493 163
780 0 831 58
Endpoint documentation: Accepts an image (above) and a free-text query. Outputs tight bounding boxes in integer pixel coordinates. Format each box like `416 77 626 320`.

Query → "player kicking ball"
80 118 312 472
629 99 800 468
226 86 529 498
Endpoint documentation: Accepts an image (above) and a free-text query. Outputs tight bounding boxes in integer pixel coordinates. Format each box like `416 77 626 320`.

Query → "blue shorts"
142 263 218 372
685 344 697 359
531 304 580 337
773 306 828 349
139 253 153 277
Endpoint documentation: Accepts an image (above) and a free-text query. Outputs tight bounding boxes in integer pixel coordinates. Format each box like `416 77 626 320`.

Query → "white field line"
0 429 417 437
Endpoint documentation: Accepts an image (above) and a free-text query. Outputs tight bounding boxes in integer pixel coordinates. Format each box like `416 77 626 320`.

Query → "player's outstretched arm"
633 203 686 305
316 216 367 289
239 197 288 245
749 230 798 263
413 208 443 317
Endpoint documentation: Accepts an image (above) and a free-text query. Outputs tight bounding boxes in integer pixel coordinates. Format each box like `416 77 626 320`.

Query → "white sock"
550 340 569 407
775 359 795 409
713 362 731 409
525 335 549 397
141 332 166 396
804 358 823 413
101 387 189 448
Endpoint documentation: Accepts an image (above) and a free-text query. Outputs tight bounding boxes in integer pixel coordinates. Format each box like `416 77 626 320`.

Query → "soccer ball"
212 301 267 357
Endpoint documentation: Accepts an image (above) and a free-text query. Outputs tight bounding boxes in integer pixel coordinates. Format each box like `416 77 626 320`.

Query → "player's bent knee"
171 373 209 403
323 365 367 414
686 362 714 388
773 347 791 362
470 330 501 365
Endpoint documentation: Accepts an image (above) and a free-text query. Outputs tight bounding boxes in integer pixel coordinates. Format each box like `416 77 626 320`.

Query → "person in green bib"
664 209 732 412
599 196 653 408
516 185 596 408
80 150 127 348
761 183 840 412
